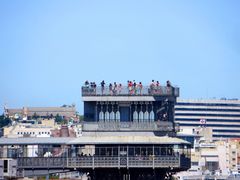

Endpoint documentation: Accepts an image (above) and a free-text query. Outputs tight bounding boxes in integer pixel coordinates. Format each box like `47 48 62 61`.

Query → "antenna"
3 103 8 117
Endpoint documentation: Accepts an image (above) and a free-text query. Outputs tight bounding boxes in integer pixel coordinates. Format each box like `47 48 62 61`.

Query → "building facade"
5 106 76 120
3 119 56 138
82 85 179 135
0 82 191 180
175 99 240 138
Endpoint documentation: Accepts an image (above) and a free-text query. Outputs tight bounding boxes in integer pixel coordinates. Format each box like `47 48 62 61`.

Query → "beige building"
51 124 82 137
3 119 57 138
180 127 240 175
226 139 240 173
5 106 77 120
3 119 82 138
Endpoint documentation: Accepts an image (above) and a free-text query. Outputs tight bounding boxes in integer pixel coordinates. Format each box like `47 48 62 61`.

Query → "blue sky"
0 0 240 114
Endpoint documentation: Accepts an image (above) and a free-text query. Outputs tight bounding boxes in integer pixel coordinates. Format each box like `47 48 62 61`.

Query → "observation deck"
81 84 179 134
82 85 179 100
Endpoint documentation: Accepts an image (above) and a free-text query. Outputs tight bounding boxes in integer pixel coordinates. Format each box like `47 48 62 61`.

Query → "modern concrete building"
175 99 240 138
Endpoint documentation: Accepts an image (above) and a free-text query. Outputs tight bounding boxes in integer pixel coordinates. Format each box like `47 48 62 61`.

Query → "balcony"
82 121 174 131
82 86 179 97
17 157 66 168
17 156 182 169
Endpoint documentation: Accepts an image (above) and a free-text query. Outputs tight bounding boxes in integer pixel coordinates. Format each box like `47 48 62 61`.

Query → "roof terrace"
82 85 179 97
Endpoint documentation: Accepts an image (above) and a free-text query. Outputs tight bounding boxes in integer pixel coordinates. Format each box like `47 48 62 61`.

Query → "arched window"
110 111 115 120
115 111 120 122
144 111 149 121
105 111 110 121
133 111 138 122
99 111 104 121
150 110 155 121
139 111 144 122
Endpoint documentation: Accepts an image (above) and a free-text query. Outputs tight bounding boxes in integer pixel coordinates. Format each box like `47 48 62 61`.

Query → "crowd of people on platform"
83 80 173 95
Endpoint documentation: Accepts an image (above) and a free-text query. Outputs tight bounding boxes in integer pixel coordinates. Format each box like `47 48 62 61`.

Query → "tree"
79 115 84 121
55 114 64 124
0 114 11 127
32 112 39 120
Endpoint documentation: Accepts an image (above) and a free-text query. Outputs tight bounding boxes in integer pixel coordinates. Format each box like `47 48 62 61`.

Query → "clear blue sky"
0 0 240 114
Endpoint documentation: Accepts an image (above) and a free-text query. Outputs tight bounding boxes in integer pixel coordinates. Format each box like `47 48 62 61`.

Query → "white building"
3 119 57 138
175 99 240 138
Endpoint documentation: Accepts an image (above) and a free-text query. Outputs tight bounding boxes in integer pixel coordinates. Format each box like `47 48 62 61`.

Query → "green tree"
55 114 63 124
79 115 84 121
32 112 39 120
0 114 11 127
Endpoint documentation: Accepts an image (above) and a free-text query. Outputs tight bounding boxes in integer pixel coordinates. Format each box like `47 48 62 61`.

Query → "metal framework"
0 144 191 170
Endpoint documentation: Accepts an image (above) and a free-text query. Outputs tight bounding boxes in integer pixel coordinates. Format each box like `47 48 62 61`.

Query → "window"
191 162 198 166
4 160 8 173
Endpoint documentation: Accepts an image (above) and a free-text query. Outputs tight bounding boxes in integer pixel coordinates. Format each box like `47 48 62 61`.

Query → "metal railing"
128 156 179 168
82 121 174 131
17 157 66 168
82 86 179 97
17 156 181 169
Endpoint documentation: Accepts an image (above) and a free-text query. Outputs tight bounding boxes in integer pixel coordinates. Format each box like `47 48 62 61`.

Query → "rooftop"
0 136 190 145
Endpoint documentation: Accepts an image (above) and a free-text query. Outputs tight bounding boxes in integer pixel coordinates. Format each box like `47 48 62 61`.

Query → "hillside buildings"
4 105 76 120
0 82 191 179
3 119 55 138
176 127 240 179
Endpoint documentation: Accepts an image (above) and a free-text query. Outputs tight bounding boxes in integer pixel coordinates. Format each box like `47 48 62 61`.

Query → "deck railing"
17 157 66 168
128 156 179 168
82 121 174 131
82 86 179 97
17 156 182 169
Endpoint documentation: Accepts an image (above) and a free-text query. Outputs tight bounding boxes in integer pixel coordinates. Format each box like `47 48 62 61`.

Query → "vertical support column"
127 145 129 169
139 102 143 128
153 144 155 169
66 146 69 167
129 103 132 122
153 169 156 180
178 145 181 168
127 169 130 180
99 102 104 124
118 145 120 169
92 170 96 180
118 169 121 180
95 102 98 122
171 101 176 133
